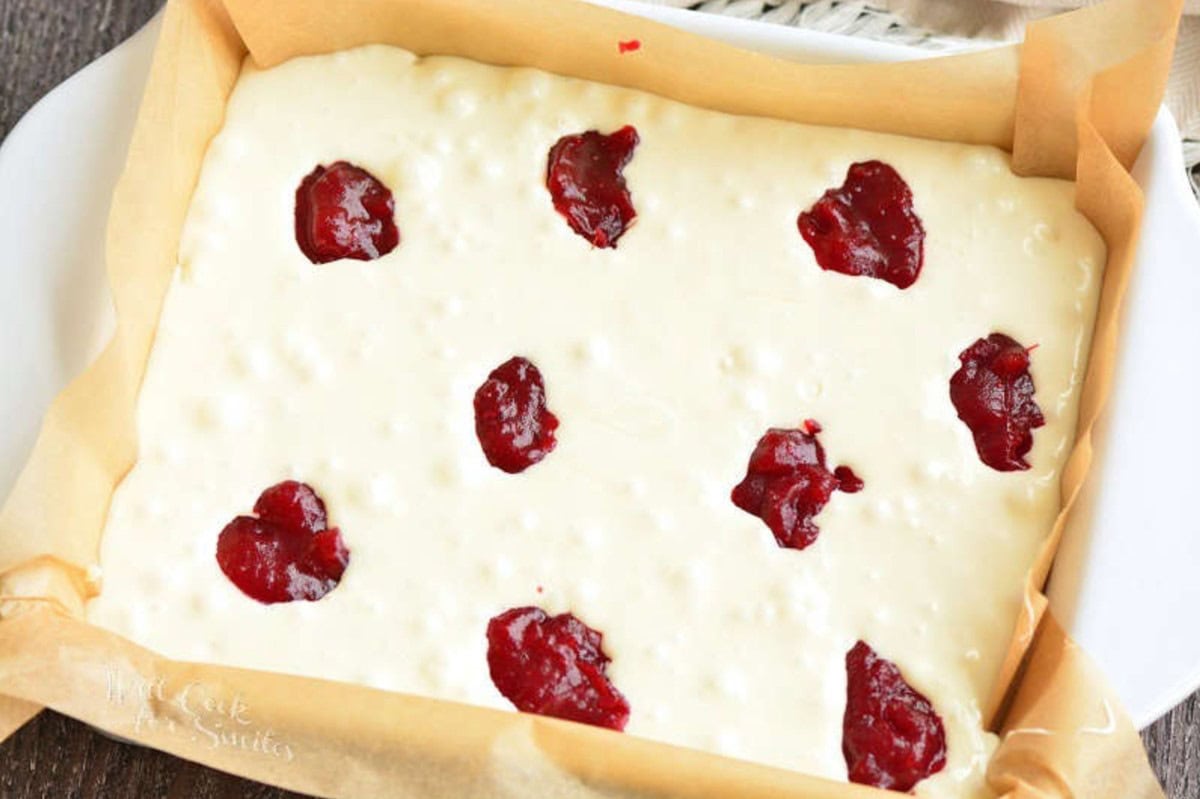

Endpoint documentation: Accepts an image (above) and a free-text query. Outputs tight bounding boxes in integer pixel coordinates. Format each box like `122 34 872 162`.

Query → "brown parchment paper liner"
0 0 1182 795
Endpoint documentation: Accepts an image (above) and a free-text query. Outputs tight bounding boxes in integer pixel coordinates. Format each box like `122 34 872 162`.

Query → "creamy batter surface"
88 45 1105 797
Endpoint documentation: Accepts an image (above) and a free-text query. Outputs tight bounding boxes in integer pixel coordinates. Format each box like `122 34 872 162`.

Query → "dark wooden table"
0 1 1197 796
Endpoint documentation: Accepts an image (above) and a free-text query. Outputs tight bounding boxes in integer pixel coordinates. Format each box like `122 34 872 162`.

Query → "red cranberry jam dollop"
294 161 399 264
486 606 630 731
797 160 925 289
216 481 350 604
731 423 862 551
474 356 559 474
949 332 1045 471
546 126 639 248
843 641 947 792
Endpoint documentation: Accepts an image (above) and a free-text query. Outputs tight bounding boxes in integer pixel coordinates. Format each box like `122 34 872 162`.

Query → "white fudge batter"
88 45 1105 797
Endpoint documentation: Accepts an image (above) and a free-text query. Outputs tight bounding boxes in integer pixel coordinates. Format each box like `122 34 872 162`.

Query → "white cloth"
874 0 1199 147
647 0 1200 179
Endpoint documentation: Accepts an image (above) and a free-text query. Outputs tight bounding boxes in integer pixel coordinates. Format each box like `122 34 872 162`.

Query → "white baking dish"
1 1 1197 730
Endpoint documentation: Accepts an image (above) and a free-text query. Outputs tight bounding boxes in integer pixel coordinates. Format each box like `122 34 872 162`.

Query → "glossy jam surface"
216 481 350 604
546 126 639 248
731 425 862 550
294 161 399 263
473 356 559 473
487 606 630 730
950 333 1045 471
797 160 924 289
843 641 947 792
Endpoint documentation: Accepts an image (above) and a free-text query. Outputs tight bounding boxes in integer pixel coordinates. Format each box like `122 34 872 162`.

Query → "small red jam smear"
618 39 641 54
797 160 925 289
486 606 630 730
843 641 947 792
731 425 862 551
949 332 1045 471
474 356 560 473
294 161 399 264
216 481 349 604
546 126 639 248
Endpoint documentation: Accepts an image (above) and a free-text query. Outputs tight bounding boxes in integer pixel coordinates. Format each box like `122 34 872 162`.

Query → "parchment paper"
0 0 1183 795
